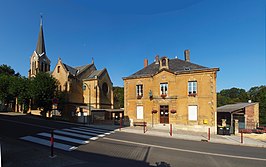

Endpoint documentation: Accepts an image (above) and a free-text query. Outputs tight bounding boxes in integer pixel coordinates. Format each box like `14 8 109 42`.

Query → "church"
28 17 114 122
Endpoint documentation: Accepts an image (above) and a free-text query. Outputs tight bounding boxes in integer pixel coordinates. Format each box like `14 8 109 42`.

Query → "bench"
133 122 147 127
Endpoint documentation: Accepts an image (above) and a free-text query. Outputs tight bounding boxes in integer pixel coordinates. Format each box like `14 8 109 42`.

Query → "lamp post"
83 83 91 124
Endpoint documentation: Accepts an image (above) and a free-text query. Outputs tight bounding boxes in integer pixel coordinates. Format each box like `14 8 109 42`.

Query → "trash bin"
217 126 224 135
224 126 231 135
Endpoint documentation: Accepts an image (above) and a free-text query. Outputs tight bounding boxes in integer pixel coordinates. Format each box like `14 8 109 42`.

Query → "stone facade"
245 103 259 129
52 58 114 116
123 51 219 132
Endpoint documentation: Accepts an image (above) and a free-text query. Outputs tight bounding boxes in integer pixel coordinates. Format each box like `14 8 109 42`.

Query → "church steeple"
29 16 51 78
36 15 46 55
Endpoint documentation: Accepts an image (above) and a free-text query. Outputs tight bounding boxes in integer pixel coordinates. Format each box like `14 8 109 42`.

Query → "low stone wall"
29 110 41 116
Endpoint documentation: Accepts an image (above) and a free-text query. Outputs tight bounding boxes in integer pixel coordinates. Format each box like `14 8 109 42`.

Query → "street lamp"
83 83 91 124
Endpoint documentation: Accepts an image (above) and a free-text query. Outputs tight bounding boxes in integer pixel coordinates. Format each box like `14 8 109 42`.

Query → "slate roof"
217 103 256 113
86 69 105 79
62 63 94 77
36 17 46 55
124 58 213 79
63 63 78 76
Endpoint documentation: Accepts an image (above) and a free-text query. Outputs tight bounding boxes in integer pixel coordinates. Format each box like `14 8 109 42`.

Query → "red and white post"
170 124 173 136
240 131 243 144
50 129 55 158
208 128 211 141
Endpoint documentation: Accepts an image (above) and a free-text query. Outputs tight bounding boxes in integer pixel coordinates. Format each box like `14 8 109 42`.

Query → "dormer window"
159 57 169 70
162 58 166 66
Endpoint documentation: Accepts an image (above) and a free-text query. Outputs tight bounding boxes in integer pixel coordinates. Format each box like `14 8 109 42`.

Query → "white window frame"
188 105 198 121
188 81 197 95
136 106 144 119
136 84 143 97
160 83 168 95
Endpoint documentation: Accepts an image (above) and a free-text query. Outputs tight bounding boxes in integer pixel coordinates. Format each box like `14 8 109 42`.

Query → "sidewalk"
117 125 266 148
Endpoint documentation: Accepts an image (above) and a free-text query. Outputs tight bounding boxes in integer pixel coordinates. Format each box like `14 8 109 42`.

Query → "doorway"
160 105 169 124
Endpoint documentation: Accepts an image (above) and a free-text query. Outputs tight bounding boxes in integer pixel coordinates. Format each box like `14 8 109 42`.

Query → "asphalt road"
1 113 266 167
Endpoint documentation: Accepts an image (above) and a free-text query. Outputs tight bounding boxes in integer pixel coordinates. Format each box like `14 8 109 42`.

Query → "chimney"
155 55 159 64
184 49 190 62
144 59 148 68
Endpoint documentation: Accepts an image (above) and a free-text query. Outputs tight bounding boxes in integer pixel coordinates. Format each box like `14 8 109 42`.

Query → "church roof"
87 69 105 79
124 58 215 79
62 63 94 77
63 63 78 76
35 16 46 55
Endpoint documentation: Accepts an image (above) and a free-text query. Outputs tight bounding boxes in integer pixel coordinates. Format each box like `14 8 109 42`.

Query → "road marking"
104 138 266 162
37 132 89 144
63 128 105 138
54 130 99 141
20 136 77 151
73 127 114 134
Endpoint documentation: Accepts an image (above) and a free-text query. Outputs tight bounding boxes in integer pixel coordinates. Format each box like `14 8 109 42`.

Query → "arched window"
102 82 108 96
57 66 60 73
162 58 166 66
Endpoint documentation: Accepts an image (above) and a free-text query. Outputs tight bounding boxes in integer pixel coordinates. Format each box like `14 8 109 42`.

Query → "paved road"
1 113 266 167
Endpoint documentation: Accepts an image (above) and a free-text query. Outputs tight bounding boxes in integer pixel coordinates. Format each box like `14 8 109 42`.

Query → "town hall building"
123 51 219 132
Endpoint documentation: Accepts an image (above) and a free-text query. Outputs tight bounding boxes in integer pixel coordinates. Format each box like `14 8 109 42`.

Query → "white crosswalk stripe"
71 127 113 135
20 136 77 151
62 128 106 138
37 132 90 144
20 126 115 151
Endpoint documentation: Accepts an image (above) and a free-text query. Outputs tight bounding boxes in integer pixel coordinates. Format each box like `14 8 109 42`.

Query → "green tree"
248 86 266 124
217 87 248 107
30 72 58 116
113 86 124 109
8 76 31 112
0 75 13 111
0 64 20 76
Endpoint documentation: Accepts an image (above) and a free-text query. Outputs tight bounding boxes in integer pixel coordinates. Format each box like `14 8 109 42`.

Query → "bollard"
241 131 243 143
170 124 172 136
208 128 210 141
144 122 146 133
50 129 54 157
119 117 122 131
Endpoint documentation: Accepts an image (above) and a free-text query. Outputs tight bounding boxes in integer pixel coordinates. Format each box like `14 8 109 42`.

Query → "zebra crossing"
20 126 115 151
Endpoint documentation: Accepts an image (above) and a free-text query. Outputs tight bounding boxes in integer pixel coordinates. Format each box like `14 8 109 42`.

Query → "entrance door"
160 105 169 124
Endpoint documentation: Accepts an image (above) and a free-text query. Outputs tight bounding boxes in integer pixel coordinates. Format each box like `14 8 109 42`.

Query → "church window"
57 66 60 73
102 82 108 96
41 62 44 71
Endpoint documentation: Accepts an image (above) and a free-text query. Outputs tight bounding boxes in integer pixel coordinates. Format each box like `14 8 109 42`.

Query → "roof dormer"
159 56 169 70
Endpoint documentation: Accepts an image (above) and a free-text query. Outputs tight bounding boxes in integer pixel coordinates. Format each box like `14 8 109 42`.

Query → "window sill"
188 93 197 97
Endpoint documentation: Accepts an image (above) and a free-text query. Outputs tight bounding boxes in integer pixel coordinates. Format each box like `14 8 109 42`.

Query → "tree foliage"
217 87 248 107
30 72 58 115
248 86 266 124
0 65 25 111
0 64 20 76
113 86 124 109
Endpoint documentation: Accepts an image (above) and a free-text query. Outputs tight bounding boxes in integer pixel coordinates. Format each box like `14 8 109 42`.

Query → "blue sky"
0 0 265 91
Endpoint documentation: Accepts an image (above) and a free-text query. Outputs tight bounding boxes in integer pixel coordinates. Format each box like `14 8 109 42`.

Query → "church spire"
36 15 46 55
